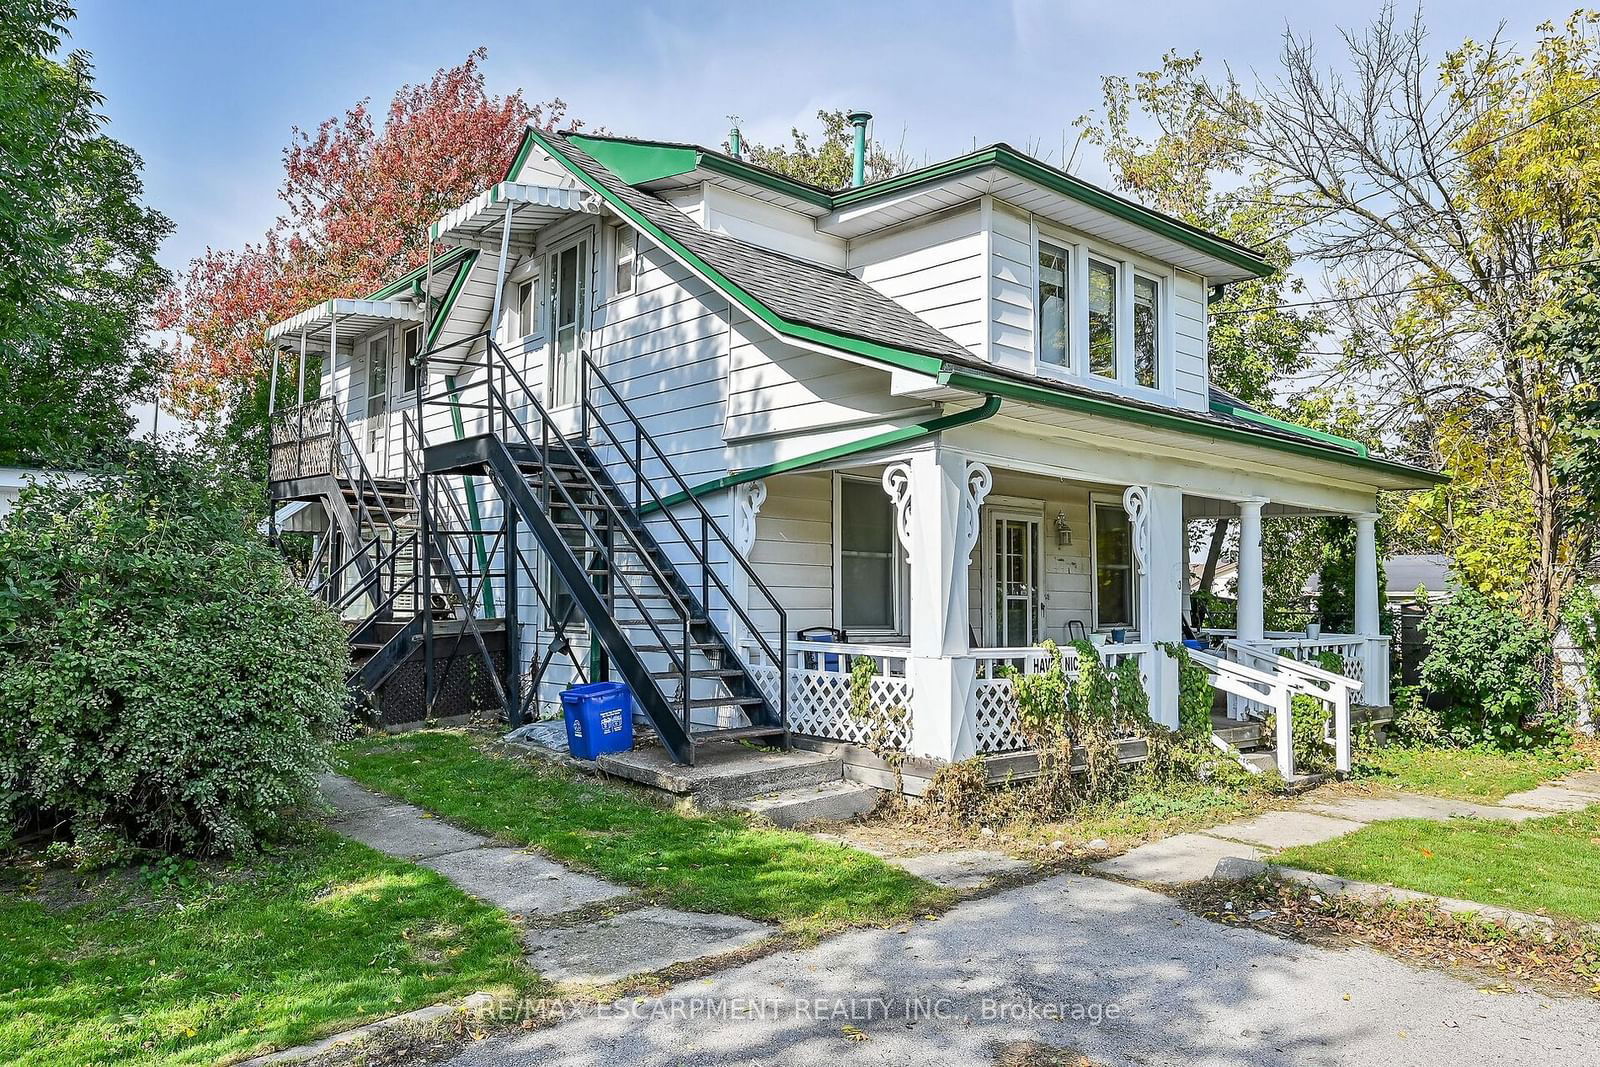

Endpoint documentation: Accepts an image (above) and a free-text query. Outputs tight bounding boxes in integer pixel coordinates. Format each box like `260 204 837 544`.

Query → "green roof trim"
560 134 1272 279
639 396 1003 514
939 369 1444 485
424 251 479 350
530 130 1439 489
569 133 836 209
832 147 1274 279
529 129 945 377
366 245 473 301
1210 397 1369 458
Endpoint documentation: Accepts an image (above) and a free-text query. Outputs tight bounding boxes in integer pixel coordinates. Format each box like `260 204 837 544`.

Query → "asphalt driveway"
444 872 1600 1066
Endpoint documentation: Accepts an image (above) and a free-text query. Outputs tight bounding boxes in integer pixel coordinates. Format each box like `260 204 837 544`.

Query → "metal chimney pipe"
729 124 742 160
848 111 871 187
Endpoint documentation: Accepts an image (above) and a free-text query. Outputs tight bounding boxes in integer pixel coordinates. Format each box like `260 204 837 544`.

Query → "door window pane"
1134 275 1159 388
839 478 897 633
1094 502 1134 629
1088 259 1117 378
366 337 388 419
549 243 587 408
1037 241 1068 368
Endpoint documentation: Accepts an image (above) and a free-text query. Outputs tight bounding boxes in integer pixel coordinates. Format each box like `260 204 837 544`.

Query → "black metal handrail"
580 351 787 710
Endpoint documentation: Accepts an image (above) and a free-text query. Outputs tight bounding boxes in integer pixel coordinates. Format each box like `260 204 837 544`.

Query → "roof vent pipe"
728 122 742 160
848 110 871 187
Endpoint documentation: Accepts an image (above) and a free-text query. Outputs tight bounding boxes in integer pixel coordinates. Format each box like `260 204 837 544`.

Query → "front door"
547 235 590 433
987 512 1041 647
363 334 389 469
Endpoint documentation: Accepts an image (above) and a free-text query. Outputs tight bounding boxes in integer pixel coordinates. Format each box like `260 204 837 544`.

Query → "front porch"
737 445 1391 781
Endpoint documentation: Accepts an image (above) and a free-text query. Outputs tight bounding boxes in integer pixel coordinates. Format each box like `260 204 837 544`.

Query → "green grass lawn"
1276 805 1600 922
340 730 947 934
0 830 529 1067
1354 743 1588 801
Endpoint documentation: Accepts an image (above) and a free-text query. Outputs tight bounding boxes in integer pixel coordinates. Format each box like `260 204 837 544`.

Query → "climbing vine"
850 654 908 795
1159 642 1215 742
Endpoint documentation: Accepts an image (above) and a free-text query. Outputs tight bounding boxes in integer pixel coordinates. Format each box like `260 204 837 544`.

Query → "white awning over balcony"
265 298 423 350
429 181 601 249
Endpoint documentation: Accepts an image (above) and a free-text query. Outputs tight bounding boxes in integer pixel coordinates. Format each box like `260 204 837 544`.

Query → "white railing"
742 640 913 752
1201 629 1390 707
970 643 1155 755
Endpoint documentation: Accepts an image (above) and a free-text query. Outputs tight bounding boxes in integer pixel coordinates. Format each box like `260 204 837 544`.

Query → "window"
1133 274 1159 389
1037 241 1069 368
613 226 637 296
1088 259 1118 378
1092 499 1135 630
401 324 421 394
516 278 536 337
838 477 899 634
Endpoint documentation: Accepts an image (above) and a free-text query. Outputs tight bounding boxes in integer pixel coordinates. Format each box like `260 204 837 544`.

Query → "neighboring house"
0 467 86 521
263 117 1442 781
1197 553 1455 603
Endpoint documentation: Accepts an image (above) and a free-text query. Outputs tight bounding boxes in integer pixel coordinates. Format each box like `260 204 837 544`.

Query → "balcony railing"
269 397 335 482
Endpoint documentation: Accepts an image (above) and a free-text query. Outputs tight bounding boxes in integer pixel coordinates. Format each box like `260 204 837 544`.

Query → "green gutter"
638 396 1003 514
530 129 944 377
940 369 1445 485
1210 398 1369 458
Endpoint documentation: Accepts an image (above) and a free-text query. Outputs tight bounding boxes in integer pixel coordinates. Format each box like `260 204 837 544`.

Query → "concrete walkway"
322 775 774 985
443 872 1600 1067
1093 770 1600 886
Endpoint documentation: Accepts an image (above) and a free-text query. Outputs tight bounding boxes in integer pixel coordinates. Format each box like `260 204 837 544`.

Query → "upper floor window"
613 226 637 296
401 324 421 394
1034 231 1168 395
1037 241 1069 368
1133 274 1160 389
1087 258 1118 379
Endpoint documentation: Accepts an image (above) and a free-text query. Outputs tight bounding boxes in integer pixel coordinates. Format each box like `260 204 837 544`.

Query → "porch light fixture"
1055 510 1073 547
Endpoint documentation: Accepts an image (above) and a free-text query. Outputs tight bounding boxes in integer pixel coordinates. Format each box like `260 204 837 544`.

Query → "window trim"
1030 220 1178 401
611 223 638 298
831 472 907 639
398 323 422 398
1089 492 1138 632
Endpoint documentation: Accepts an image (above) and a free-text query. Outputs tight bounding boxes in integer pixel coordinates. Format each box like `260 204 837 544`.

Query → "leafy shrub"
1562 586 1600 719
1389 684 1444 746
1419 589 1558 749
0 446 351 858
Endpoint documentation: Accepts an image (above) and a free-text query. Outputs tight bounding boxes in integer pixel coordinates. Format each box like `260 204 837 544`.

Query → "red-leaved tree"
159 49 581 414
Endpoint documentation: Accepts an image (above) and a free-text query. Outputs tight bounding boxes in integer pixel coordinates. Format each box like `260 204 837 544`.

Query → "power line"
1213 253 1600 317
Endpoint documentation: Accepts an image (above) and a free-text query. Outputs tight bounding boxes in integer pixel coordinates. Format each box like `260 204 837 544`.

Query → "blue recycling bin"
561 681 633 761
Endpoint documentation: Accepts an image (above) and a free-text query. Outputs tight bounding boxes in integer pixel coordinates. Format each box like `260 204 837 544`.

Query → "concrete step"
1242 751 1278 775
597 740 843 806
731 781 880 827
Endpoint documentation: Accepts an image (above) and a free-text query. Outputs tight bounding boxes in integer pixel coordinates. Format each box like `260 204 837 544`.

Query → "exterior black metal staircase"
269 400 481 713
416 332 788 764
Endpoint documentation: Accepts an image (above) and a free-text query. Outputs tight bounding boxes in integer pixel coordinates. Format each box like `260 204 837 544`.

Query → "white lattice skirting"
751 664 913 751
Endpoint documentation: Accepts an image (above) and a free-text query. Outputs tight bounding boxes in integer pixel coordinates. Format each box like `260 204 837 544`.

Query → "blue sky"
74 0 1533 273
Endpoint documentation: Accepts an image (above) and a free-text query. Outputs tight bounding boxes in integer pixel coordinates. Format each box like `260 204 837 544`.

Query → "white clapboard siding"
748 472 834 639
1172 271 1209 410
704 185 846 267
989 202 1035 373
849 204 985 355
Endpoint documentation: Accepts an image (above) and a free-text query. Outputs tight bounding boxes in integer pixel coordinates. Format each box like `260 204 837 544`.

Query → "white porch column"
1353 510 1387 705
884 446 989 762
1235 498 1267 642
1127 485 1184 729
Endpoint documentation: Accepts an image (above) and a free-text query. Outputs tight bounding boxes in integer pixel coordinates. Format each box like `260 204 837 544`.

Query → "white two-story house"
263 115 1442 783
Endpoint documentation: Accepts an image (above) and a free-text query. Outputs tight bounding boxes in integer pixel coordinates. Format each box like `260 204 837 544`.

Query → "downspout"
638 394 1002 515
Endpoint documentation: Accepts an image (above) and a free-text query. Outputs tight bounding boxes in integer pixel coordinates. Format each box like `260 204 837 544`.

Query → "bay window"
1087 258 1118 379
1134 274 1160 389
1037 241 1069 368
